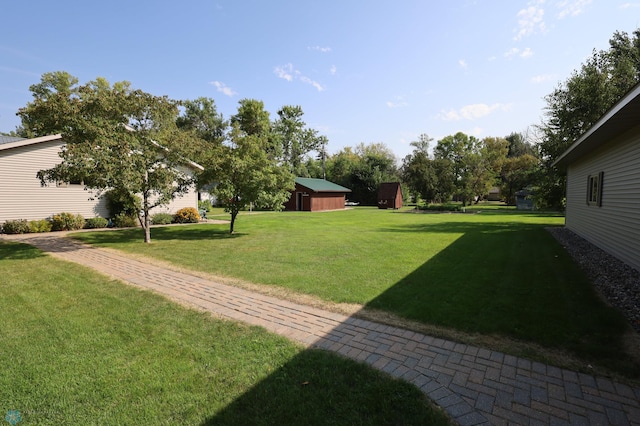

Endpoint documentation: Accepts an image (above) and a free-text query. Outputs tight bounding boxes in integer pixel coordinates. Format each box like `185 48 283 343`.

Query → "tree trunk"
229 211 237 234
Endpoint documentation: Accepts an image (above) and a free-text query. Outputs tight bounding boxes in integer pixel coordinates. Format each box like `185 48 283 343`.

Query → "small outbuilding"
283 177 351 212
553 81 640 272
377 182 403 209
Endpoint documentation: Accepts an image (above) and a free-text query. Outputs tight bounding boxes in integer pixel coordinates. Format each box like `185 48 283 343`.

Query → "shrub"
28 219 53 233
2 219 30 234
419 204 462 212
50 212 85 231
105 188 141 218
112 213 138 228
151 213 173 225
84 217 108 229
173 207 200 224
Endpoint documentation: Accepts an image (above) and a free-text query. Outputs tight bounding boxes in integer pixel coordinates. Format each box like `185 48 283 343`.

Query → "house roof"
0 134 62 151
0 135 26 145
295 177 351 192
377 182 402 198
0 133 204 171
553 81 640 169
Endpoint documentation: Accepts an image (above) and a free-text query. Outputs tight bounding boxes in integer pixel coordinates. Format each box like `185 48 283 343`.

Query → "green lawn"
0 241 449 425
71 207 639 378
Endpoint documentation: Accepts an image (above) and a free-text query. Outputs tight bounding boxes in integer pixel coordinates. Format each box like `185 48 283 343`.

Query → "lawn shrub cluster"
173 207 200 224
29 219 53 233
151 213 173 225
1 213 109 234
1 219 30 234
84 217 109 229
51 212 85 231
112 213 138 228
419 204 463 212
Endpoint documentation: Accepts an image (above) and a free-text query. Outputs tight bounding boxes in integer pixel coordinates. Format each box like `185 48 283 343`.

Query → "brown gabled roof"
378 182 402 198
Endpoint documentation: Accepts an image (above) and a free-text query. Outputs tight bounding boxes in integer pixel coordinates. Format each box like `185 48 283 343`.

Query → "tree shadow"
0 241 47 260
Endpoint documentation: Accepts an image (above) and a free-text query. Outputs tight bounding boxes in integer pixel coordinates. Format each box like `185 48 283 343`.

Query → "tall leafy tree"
213 124 294 234
273 105 324 176
538 29 640 209
19 72 196 243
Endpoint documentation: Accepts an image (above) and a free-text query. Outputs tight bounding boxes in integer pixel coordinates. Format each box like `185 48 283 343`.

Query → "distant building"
283 177 351 212
377 182 403 209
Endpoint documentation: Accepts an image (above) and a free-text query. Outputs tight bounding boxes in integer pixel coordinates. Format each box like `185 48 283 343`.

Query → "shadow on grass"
0 241 47 260
70 224 243 246
369 221 638 375
204 349 447 425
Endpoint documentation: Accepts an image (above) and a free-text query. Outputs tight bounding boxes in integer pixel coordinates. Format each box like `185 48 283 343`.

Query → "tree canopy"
537 29 640 209
19 72 198 243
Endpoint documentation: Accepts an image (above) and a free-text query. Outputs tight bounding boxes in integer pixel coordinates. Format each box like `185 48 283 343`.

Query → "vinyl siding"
0 139 199 224
0 139 109 222
565 125 640 271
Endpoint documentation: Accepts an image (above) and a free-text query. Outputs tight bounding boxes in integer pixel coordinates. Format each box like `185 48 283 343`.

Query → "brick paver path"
5 233 640 425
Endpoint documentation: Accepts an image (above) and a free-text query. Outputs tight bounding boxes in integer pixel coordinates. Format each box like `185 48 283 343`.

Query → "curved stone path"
4 233 640 425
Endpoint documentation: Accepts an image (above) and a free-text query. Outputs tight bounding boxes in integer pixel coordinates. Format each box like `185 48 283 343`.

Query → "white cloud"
514 0 545 40
330 65 337 75
459 59 468 69
504 47 534 59
531 74 555 83
620 2 640 9
274 63 326 92
308 46 332 53
209 80 237 97
274 63 296 81
438 103 512 121
386 96 408 108
556 0 592 18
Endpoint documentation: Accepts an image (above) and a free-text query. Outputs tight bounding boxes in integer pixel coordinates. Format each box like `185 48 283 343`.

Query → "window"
587 171 604 207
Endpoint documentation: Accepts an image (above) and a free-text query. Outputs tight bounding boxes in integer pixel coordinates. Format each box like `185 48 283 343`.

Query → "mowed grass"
0 241 450 425
71 207 638 377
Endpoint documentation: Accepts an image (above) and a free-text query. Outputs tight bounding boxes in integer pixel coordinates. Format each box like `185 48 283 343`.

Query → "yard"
70 206 640 380
0 241 449 425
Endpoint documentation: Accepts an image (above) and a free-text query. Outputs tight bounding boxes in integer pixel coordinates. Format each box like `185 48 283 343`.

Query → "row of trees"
7 28 640 239
16 72 328 240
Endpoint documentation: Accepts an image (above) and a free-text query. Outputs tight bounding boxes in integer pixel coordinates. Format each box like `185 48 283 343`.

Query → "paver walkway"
4 233 640 425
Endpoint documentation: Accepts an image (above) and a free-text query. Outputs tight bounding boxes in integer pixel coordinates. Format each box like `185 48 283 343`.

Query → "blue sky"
1 1 639 160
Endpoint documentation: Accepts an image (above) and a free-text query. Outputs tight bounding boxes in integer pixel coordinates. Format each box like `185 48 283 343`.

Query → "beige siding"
0 140 109 223
1 140 199 224
565 124 640 271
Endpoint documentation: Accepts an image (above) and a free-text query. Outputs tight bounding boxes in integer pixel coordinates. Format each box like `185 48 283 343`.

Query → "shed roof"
553 81 640 169
295 177 351 192
378 182 402 198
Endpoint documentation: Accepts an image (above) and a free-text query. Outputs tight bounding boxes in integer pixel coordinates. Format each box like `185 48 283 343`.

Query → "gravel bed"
547 227 640 334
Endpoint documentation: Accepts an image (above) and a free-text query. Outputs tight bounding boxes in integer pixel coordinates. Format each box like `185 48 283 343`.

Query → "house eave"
553 82 640 169
0 134 62 151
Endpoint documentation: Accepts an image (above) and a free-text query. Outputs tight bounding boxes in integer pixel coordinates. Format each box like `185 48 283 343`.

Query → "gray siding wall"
0 140 109 222
0 140 199 224
565 125 640 271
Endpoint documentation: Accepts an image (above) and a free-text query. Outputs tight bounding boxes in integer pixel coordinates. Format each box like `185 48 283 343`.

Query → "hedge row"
1 208 202 234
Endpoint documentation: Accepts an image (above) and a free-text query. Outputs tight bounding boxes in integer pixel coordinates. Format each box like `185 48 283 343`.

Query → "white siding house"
554 82 640 272
0 134 201 224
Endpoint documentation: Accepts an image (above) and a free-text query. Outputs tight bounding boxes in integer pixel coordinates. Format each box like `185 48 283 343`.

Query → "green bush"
112 213 138 228
2 219 30 234
84 217 108 229
105 188 141 218
151 213 173 225
28 219 53 233
51 212 85 231
173 207 200 224
420 204 462 212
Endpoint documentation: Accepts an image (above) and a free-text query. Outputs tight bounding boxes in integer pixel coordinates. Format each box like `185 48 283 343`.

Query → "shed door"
296 192 303 211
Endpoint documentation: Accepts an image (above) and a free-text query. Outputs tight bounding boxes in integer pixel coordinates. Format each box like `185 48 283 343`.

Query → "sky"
1 1 639 160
